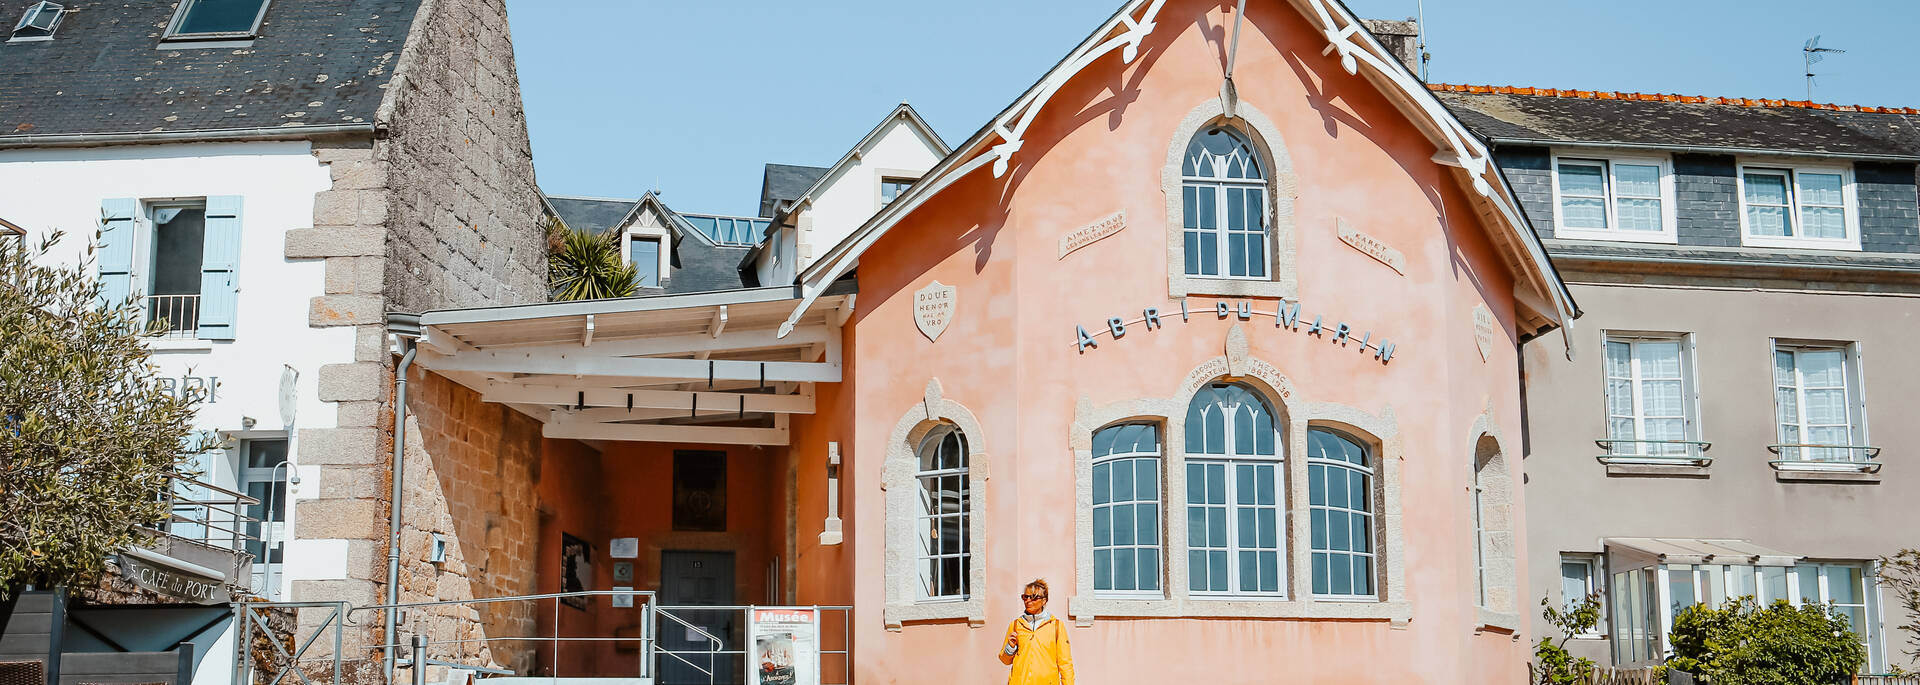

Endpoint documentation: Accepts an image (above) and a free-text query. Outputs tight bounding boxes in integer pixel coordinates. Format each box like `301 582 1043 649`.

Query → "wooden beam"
583 314 596 347
542 417 790 445
480 325 829 359
553 405 780 423
709 305 729 339
419 347 840 383
481 382 815 414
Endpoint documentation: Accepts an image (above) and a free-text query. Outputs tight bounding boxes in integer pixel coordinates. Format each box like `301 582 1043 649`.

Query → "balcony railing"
1594 439 1713 467
145 293 199 337
160 472 262 554
1766 443 1883 473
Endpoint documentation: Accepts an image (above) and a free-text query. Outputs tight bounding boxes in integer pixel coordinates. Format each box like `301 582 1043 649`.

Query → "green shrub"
1534 593 1601 685
1666 597 1865 685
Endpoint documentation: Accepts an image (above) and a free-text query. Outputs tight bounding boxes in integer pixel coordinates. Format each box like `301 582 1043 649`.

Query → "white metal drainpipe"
383 313 422 681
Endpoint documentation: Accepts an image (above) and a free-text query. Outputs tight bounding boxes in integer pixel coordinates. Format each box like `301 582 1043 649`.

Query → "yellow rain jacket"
997 613 1074 685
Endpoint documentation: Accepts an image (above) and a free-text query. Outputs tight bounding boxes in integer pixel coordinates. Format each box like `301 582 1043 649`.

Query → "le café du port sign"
117 553 228 604
1073 298 1398 364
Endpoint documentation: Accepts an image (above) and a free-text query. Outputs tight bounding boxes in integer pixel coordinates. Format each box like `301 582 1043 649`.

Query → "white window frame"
1770 340 1869 464
1091 423 1164 600
1794 561 1882 671
1560 553 1607 637
1548 153 1678 244
163 0 272 40
136 198 211 341
1600 333 1701 460
1307 429 1378 601
912 426 971 602
1181 129 1272 281
1184 384 1287 600
878 176 916 208
1735 163 1861 251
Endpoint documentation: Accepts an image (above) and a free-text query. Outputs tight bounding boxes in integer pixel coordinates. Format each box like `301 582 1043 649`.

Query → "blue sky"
504 1 1920 217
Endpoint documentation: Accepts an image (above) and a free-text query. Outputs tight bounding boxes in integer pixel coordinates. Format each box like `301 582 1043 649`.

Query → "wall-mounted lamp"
241 416 258 430
429 533 448 564
820 442 843 546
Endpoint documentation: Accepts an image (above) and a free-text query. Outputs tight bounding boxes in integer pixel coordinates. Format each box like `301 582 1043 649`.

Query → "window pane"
1190 550 1209 591
1561 197 1608 230
1093 506 1111 546
1799 173 1844 206
1238 552 1258 592
1313 553 1330 595
1209 551 1229 591
1797 566 1821 604
1115 549 1136 591
632 238 660 287
1112 504 1134 545
1094 550 1112 591
1745 173 1790 205
1113 461 1134 502
1802 206 1846 239
1559 162 1606 196
1330 554 1352 595
1614 164 1661 198
1310 508 1326 549
1617 198 1662 232
1092 462 1110 505
1139 551 1160 591
1760 566 1787 603
1562 561 1590 609
1138 503 1159 545
1825 565 1861 604
176 0 269 35
1136 459 1158 499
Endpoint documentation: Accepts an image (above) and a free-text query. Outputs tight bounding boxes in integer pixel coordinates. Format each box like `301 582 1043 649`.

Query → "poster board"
748 608 818 685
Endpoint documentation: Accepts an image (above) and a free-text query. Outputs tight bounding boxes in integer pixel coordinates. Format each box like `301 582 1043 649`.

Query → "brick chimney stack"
1360 19 1421 76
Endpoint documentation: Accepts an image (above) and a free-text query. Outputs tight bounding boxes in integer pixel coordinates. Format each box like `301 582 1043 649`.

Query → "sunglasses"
1021 594 1047 601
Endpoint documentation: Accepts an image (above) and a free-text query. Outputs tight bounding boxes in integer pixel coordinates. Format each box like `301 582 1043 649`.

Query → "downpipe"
383 314 422 681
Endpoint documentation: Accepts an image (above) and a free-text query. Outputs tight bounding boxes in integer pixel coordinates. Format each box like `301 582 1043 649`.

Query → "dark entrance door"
658 550 737 685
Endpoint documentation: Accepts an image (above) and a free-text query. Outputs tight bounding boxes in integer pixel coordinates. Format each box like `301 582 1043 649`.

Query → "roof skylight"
10 2 65 41
164 0 272 40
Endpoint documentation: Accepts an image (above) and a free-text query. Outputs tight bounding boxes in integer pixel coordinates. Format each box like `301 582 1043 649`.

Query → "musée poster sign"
749 608 820 685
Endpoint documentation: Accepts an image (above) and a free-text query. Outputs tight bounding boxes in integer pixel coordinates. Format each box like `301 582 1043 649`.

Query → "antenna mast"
1803 35 1846 101
1415 0 1430 81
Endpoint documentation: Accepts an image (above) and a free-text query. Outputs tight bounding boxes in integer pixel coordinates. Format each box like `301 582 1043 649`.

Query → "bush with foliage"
1534 592 1602 684
1666 597 1865 685
1881 549 1920 670
546 215 638 300
0 231 209 597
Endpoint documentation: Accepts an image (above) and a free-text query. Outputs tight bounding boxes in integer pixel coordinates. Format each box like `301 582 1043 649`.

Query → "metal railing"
1594 439 1713 467
1767 443 1883 472
161 472 262 553
233 591 852 685
146 293 200 337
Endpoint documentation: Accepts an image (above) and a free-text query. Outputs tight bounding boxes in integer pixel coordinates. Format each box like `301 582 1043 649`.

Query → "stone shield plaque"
1473 305 1495 362
914 281 956 342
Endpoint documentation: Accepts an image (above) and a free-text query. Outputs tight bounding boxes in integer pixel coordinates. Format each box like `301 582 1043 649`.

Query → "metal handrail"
161 472 264 552
1593 439 1713 466
146 293 200 337
1766 443 1881 459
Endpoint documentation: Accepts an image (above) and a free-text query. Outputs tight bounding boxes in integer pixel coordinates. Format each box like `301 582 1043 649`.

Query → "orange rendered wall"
828 0 1534 682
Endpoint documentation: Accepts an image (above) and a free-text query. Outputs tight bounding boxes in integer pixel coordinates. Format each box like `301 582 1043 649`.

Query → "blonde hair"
1023 578 1049 597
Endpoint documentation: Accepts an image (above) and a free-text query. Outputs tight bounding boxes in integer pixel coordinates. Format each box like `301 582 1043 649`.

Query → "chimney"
1359 19 1421 76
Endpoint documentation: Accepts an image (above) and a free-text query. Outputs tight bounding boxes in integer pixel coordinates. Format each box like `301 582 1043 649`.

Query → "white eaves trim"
777 103 954 220
776 0 1577 346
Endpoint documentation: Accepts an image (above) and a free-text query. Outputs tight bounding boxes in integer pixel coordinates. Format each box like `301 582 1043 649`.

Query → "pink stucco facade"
785 1 1544 682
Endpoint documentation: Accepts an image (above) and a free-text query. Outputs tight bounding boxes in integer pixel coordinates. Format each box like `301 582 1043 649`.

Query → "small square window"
165 0 272 40
630 237 661 288
1738 165 1858 250
1550 155 1675 243
880 178 915 207
1559 554 1606 635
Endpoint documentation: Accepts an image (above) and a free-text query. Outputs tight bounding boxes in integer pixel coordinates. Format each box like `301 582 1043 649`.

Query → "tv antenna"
1803 35 1845 101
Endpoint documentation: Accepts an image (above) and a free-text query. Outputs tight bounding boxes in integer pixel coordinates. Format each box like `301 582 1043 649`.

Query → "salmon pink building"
261 1 1581 683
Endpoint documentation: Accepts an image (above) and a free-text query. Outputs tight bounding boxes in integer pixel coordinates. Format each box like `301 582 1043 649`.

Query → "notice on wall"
1473 305 1495 362
914 281 956 342
1337 218 1406 275
610 537 639 559
1057 210 1126 260
749 608 819 685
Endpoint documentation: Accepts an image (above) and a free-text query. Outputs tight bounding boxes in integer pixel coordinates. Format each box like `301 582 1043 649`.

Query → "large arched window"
1184 384 1283 596
1092 423 1162 596
914 425 970 600
1308 428 1376 599
1181 127 1268 279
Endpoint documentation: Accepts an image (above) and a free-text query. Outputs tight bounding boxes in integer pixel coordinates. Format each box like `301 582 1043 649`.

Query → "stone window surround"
1067 355 1409 625
1468 412 1521 633
1163 99 1299 301
618 214 673 288
882 379 990 630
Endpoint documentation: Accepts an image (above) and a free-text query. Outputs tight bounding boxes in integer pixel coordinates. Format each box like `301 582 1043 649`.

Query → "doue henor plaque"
914 281 956 342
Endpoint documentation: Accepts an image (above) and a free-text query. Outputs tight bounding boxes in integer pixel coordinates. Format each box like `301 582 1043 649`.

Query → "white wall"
796 117 944 272
0 141 347 600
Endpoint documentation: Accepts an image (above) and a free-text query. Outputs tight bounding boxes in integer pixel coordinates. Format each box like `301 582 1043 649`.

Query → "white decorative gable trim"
778 0 1575 350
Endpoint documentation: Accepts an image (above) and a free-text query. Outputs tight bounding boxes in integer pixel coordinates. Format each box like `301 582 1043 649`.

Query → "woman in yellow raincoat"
997 579 1074 685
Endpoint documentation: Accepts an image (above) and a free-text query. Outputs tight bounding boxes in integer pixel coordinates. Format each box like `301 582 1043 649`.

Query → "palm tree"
546 215 639 300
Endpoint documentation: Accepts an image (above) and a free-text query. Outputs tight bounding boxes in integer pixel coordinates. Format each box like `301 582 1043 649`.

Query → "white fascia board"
786 103 955 211
542 416 791 446
420 348 840 383
420 286 806 326
483 325 829 359
486 383 815 413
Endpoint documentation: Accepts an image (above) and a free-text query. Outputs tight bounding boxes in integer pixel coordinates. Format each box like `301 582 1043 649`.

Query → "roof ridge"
1427 83 1920 115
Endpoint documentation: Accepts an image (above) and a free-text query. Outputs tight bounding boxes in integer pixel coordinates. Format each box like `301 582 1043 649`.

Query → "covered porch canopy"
412 285 854 446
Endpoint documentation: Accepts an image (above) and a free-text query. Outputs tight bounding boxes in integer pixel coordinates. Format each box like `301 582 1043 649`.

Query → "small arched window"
1181 127 1268 279
1308 428 1376 598
914 425 970 600
1184 384 1284 596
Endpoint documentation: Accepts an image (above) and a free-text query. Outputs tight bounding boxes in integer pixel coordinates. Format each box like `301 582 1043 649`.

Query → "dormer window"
1549 155 1676 243
1737 164 1859 250
165 0 272 40
880 177 915 207
10 2 64 41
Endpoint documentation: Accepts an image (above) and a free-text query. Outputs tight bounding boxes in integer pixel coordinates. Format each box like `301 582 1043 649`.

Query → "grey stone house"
1437 84 1920 673
0 0 544 683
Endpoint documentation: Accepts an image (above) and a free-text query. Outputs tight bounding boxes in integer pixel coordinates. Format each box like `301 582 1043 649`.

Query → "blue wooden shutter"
196 196 244 340
97 198 138 309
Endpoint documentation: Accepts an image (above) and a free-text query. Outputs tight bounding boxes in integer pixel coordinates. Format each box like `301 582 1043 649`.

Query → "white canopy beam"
543 415 790 446
476 325 829 360
482 382 815 414
419 348 839 383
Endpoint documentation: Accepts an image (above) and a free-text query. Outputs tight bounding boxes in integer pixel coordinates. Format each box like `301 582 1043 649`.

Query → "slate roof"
1432 85 1920 158
542 193 755 295
0 0 422 139
758 163 828 218
546 196 635 236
